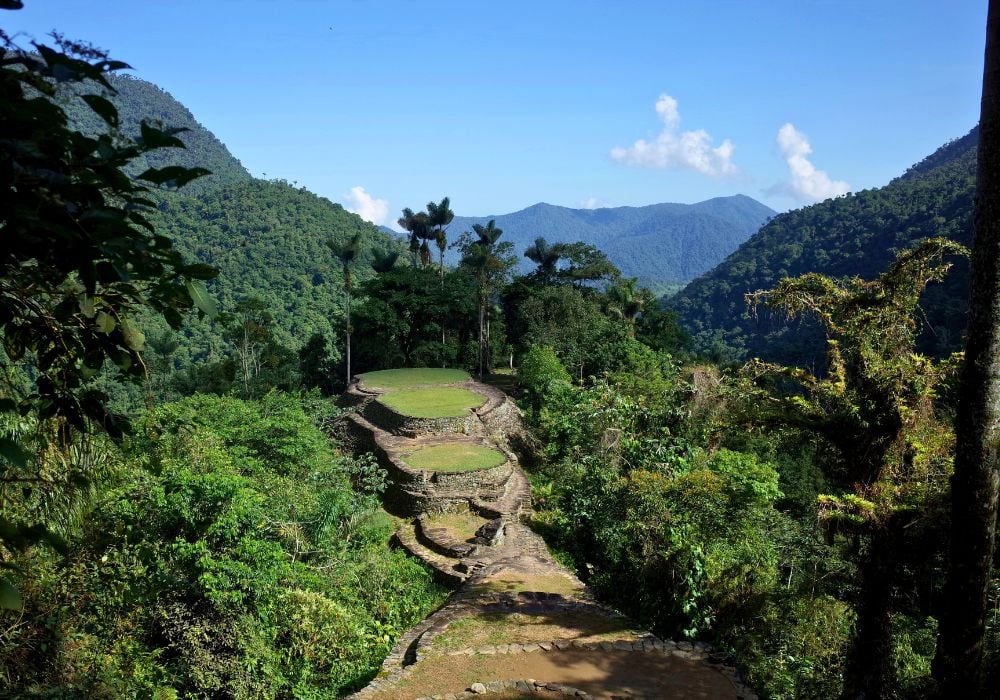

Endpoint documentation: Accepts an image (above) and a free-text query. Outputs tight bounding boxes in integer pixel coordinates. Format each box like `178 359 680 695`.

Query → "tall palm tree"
462 220 509 377
524 236 566 284
397 208 429 268
426 196 455 278
606 278 650 336
328 233 362 387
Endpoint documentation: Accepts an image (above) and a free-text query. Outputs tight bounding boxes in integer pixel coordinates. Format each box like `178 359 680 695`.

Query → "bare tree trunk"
845 522 898 700
935 2 1000 694
346 290 352 387
478 300 485 378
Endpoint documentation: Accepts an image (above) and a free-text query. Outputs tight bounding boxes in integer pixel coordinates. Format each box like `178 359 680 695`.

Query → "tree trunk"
845 523 897 700
935 2 1000 694
346 290 352 387
478 300 485 378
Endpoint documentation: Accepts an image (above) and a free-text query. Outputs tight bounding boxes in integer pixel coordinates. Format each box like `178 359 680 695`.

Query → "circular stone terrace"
343 369 756 700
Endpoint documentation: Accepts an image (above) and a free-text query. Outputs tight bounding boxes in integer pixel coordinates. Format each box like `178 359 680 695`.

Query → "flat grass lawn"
378 387 484 418
360 368 470 391
405 443 507 472
423 510 491 539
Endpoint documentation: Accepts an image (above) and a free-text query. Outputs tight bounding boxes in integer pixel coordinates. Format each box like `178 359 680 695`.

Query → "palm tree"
328 233 363 387
462 220 510 377
606 278 651 336
397 208 429 268
524 237 566 284
426 197 455 278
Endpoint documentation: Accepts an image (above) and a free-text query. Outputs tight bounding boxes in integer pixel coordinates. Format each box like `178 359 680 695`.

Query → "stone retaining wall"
345 413 519 516
363 398 479 438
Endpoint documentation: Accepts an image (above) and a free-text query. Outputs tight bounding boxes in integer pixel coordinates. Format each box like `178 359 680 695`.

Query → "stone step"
471 468 532 519
415 517 479 559
394 523 469 587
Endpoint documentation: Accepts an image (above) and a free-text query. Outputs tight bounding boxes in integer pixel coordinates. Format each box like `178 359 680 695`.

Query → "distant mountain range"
668 127 977 366
440 197 775 292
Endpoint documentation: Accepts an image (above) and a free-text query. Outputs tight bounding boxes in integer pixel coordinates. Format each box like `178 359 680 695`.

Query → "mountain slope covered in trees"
65 74 253 194
668 127 977 366
446 196 775 292
64 75 401 371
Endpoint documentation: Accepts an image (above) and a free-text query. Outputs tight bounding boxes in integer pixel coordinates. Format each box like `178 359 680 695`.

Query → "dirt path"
343 376 755 700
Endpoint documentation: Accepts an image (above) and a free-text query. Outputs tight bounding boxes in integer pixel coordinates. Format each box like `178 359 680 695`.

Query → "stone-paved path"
342 376 756 700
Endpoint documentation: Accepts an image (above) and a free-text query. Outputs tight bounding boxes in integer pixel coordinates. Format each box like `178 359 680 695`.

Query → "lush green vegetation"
3 17 998 700
669 127 977 366
3 393 445 696
378 387 485 418
404 443 508 472
360 368 470 390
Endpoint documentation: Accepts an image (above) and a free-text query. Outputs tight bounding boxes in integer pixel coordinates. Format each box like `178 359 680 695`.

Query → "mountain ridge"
442 194 775 291
667 127 977 366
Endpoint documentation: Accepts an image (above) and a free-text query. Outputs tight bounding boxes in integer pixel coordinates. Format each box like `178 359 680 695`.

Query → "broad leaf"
186 280 218 318
81 94 119 127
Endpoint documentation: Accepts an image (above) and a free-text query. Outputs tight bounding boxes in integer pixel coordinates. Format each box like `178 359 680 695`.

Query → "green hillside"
148 180 396 362
64 73 253 194
62 72 402 390
668 127 977 366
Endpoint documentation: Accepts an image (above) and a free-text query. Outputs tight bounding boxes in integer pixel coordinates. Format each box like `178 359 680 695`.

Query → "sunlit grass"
360 368 470 391
378 387 484 418
405 443 507 472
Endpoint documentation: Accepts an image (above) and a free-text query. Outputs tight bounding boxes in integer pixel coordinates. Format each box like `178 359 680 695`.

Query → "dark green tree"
936 1 1000 693
329 233 362 386
298 332 336 394
745 238 967 699
0 23 215 605
457 220 516 377
353 267 477 369
524 237 567 285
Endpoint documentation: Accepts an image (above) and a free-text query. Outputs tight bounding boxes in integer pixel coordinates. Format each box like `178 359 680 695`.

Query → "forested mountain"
147 181 396 365
446 196 775 292
63 74 400 371
669 127 977 366
65 74 253 194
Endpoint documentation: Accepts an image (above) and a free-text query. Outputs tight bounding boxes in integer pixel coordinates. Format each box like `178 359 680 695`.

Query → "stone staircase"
342 374 756 700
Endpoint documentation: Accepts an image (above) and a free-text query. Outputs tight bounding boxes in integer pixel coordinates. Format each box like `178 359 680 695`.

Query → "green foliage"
504 283 630 379
0 34 215 440
1 393 445 696
518 346 571 413
63 73 252 195
353 266 478 370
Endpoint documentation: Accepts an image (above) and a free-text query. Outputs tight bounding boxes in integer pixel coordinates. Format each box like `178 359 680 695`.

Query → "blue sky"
5 1 989 227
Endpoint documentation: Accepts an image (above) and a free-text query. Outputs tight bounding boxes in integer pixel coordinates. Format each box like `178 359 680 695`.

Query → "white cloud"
579 197 607 210
343 186 389 226
610 93 738 177
774 123 850 202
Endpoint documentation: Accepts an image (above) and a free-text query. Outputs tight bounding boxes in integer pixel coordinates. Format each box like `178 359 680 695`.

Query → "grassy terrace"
378 386 484 418
360 368 470 391
423 510 491 540
405 443 507 473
